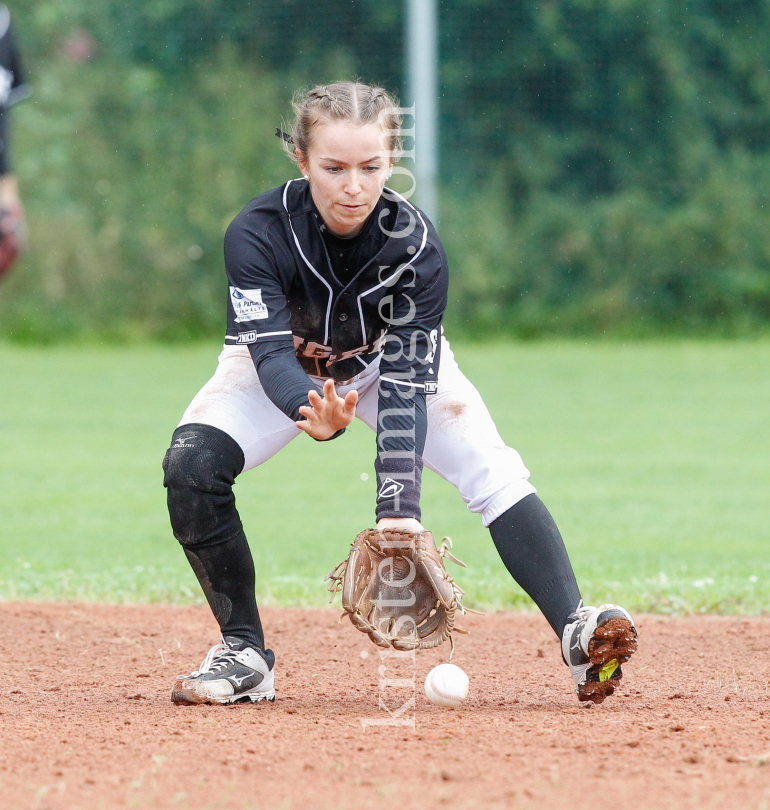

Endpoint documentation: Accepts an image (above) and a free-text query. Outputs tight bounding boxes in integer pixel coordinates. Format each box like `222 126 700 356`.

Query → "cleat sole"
171 688 276 706
576 664 623 704
599 658 619 682
578 616 637 704
576 677 617 704
587 616 638 667
247 692 276 704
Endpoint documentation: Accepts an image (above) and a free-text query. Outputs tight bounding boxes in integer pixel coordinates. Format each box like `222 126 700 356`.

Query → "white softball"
424 663 469 708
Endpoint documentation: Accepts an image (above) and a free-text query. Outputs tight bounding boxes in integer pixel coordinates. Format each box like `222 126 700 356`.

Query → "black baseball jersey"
224 179 446 392
223 179 449 520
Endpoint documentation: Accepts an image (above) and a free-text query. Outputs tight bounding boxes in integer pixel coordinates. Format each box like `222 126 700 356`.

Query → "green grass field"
1 340 768 614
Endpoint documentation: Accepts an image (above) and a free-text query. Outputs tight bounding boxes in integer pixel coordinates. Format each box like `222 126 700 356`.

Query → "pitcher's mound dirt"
2 603 769 810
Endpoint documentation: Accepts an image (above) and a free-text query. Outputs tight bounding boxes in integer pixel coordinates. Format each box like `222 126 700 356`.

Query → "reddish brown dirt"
2 604 770 810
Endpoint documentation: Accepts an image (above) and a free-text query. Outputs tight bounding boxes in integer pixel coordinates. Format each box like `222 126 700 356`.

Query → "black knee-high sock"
163 424 269 657
183 530 266 652
489 494 582 637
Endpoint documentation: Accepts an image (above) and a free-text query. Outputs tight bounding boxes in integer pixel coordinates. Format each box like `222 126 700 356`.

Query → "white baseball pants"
178 337 536 527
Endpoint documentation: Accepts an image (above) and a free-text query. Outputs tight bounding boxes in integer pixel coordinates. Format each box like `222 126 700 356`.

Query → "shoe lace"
188 643 240 677
567 599 594 624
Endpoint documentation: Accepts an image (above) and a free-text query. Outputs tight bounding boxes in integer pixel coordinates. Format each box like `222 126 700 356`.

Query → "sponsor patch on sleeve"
230 287 269 322
236 331 258 344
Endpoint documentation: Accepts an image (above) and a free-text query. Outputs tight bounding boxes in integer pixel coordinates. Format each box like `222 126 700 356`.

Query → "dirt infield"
2 604 770 810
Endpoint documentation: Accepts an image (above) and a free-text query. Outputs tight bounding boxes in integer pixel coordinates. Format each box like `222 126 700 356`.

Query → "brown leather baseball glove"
326 527 472 653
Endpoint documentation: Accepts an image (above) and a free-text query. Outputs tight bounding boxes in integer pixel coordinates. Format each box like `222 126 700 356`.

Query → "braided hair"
281 82 402 165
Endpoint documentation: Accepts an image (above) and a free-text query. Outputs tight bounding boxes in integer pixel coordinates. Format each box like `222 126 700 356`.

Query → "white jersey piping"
225 329 293 343
356 187 429 343
254 330 292 339
282 180 333 344
379 375 426 389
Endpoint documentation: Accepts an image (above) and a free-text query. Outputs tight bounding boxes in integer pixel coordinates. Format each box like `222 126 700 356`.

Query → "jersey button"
338 313 348 322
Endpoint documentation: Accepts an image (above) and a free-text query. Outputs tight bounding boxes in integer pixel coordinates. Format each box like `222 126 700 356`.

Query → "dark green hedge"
3 0 769 341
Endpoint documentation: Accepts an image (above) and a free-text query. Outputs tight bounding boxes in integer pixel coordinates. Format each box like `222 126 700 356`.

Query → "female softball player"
163 81 638 706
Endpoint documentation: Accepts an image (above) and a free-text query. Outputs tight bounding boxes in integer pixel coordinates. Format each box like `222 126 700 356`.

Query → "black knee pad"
162 424 245 548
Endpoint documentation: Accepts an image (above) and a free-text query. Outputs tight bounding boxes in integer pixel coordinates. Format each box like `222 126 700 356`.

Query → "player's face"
298 120 392 238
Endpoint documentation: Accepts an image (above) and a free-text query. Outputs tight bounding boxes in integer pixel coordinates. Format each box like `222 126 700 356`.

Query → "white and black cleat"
561 603 638 704
172 636 276 705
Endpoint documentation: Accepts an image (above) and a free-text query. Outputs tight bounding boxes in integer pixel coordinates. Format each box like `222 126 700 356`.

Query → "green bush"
3 47 290 341
443 151 770 337
3 0 770 340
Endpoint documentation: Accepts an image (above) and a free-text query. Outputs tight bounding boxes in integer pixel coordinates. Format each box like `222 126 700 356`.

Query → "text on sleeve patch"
230 287 269 322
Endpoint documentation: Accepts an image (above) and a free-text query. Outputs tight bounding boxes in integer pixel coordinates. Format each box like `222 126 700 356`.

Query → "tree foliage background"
3 0 770 340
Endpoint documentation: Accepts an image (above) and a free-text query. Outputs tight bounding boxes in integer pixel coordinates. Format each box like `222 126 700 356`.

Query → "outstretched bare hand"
296 378 358 440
